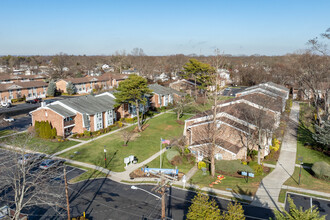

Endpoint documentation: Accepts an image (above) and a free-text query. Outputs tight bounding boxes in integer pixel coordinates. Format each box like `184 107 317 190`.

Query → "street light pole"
104 146 107 168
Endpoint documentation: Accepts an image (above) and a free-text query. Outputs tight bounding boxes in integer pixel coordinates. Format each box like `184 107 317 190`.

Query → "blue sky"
0 0 329 56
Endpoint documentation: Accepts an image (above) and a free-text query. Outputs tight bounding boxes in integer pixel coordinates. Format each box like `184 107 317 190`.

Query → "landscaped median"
59 113 191 172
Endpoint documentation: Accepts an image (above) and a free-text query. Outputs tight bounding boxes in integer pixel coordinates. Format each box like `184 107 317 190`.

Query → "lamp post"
131 185 161 199
104 146 107 168
298 156 303 185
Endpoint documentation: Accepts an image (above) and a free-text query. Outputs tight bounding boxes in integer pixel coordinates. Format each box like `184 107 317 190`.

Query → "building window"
215 153 223 160
158 95 161 104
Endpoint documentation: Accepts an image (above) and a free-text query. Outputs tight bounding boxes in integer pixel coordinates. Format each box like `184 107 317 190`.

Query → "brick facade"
31 108 64 136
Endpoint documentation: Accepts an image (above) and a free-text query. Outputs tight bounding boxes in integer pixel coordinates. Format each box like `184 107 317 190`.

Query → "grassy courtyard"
3 133 79 154
190 168 271 196
60 113 191 172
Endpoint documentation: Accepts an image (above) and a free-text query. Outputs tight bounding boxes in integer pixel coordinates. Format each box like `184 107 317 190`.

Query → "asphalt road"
39 178 275 220
286 193 330 219
0 115 32 131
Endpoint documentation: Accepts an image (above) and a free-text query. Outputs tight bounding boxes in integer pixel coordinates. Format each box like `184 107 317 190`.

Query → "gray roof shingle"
149 84 185 96
47 104 75 117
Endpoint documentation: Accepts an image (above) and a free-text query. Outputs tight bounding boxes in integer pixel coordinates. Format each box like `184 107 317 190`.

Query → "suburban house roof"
0 74 47 81
241 82 288 99
47 104 76 118
149 83 185 96
220 92 283 113
58 73 128 85
191 138 241 154
0 81 48 92
56 95 116 115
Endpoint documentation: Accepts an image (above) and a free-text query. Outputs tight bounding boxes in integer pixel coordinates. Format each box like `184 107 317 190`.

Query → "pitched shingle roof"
48 104 75 117
149 83 185 96
0 81 47 92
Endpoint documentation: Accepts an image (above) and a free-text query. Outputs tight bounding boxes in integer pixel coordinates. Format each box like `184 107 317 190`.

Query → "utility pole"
64 166 71 220
161 175 166 220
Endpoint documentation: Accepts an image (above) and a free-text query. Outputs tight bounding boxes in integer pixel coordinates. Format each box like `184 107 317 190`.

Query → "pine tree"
273 196 325 220
47 80 56 97
44 121 52 139
114 74 152 132
66 81 76 95
51 128 57 139
312 119 330 151
223 202 245 220
186 192 221 220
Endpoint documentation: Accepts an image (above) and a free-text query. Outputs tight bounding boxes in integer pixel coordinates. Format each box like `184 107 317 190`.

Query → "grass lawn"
284 167 330 194
190 168 273 196
0 130 15 137
278 189 330 203
296 103 330 165
146 151 195 174
68 166 108 183
3 133 79 154
60 113 191 172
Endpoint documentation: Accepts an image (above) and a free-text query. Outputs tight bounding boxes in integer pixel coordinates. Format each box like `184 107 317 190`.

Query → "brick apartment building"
184 82 289 161
31 92 118 137
56 73 128 94
148 84 185 108
0 81 48 102
0 74 47 83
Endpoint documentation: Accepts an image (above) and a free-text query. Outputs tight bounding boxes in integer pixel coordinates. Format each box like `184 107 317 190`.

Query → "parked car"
39 159 65 170
3 117 14 122
26 98 42 104
18 153 46 165
1 101 12 108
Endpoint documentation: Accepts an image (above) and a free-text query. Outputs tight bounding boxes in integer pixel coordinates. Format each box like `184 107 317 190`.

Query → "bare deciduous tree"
0 134 66 219
121 130 134 146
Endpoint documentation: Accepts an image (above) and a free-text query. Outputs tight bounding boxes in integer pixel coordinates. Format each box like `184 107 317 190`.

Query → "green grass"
146 151 195 174
3 133 79 154
60 113 191 172
295 103 330 165
284 167 330 194
0 130 15 137
278 189 330 203
69 167 109 183
190 168 273 196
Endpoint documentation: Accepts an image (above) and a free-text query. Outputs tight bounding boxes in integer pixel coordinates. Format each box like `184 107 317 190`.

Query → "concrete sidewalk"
252 102 300 209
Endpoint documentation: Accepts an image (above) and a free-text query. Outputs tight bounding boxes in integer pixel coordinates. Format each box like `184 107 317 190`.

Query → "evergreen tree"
313 119 330 151
114 74 152 132
47 80 56 97
66 81 76 95
223 202 245 220
44 121 52 139
34 121 40 137
273 197 326 220
182 59 215 100
187 192 221 220
51 128 57 139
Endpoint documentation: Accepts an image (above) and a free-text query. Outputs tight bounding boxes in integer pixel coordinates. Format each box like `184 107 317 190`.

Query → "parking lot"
285 192 330 219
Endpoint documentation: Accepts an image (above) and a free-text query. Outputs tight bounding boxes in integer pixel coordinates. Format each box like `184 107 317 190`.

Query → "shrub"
166 149 180 162
270 138 280 152
215 160 253 174
120 118 126 122
312 161 330 180
11 98 18 103
251 162 263 176
125 118 134 123
184 147 190 154
170 155 182 166
83 130 91 137
198 161 207 170
115 121 123 128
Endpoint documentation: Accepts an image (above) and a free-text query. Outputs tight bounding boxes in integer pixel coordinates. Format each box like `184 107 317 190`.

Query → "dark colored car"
39 159 65 170
18 153 46 165
26 98 42 104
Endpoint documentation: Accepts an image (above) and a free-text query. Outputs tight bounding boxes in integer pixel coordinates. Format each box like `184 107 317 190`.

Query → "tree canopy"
313 119 330 151
273 197 325 220
187 192 221 220
66 81 76 95
114 74 152 131
47 80 56 97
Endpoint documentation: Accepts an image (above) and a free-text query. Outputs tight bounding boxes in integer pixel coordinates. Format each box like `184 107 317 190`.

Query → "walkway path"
251 102 300 209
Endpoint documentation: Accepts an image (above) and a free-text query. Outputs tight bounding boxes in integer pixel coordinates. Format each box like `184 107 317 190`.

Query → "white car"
3 117 14 122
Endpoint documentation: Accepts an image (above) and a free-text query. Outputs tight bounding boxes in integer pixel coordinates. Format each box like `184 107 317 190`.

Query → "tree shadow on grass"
297 119 315 145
